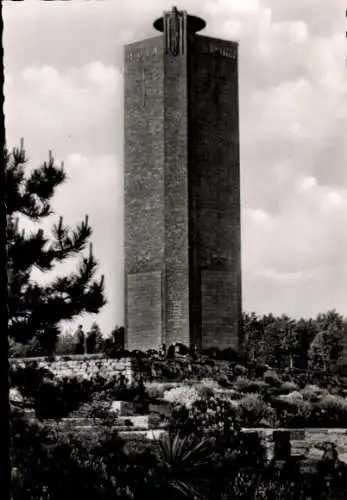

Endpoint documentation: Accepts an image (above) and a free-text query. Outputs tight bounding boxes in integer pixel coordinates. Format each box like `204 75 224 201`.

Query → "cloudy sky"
3 0 347 335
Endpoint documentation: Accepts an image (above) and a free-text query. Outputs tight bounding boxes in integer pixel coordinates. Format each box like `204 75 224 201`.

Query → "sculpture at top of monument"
168 6 180 56
165 6 183 57
153 7 206 35
153 6 206 57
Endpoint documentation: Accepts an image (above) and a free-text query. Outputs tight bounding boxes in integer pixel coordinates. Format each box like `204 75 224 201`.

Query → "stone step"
45 414 155 430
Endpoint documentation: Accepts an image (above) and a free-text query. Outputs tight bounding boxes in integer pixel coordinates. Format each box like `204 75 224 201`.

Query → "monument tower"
124 7 242 352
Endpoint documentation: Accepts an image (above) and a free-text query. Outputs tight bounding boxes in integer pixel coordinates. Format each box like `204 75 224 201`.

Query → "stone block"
111 401 135 416
116 415 150 430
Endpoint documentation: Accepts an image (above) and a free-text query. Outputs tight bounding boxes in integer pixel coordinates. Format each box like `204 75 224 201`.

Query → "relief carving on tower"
164 7 186 56
127 45 162 62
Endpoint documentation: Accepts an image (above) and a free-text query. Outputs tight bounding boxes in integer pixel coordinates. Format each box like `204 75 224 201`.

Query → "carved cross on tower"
141 68 146 106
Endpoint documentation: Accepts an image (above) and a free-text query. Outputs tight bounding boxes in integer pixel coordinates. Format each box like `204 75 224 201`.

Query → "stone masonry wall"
10 355 134 385
188 35 242 350
243 428 347 463
124 31 242 352
163 29 190 347
124 37 166 351
127 271 162 352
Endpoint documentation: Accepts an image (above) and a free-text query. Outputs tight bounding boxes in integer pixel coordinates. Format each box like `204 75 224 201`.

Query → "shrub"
218 348 239 362
190 397 239 436
250 362 272 378
317 394 347 424
246 380 270 393
280 390 304 403
163 385 200 408
301 384 328 402
145 382 166 400
160 362 183 381
238 393 275 427
234 376 252 392
279 381 299 394
274 397 312 427
42 356 54 363
201 347 220 359
234 364 247 376
10 363 53 394
104 348 131 359
294 372 311 388
196 378 220 398
205 358 215 368
74 398 116 426
11 365 94 419
217 373 232 387
215 388 242 401
263 370 282 388
9 338 44 358
175 343 190 355
10 409 161 500
33 376 93 419
104 380 146 404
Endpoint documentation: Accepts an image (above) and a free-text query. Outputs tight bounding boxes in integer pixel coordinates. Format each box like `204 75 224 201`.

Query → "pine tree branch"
5 147 65 219
8 255 106 344
25 159 65 201
8 228 51 273
8 215 93 277
49 215 92 261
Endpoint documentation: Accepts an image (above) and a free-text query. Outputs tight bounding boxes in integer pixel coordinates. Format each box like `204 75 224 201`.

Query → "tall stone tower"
124 7 242 352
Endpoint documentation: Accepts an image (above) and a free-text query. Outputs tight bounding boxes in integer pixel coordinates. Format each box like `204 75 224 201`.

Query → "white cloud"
5 63 123 160
256 268 305 283
206 0 261 15
297 176 317 192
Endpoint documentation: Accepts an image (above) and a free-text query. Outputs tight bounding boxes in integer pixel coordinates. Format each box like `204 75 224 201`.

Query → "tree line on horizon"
242 309 347 374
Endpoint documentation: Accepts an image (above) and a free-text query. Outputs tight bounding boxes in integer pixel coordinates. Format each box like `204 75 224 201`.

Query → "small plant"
274 396 312 428
196 378 220 398
238 393 275 427
318 394 347 414
234 364 247 376
281 390 304 402
263 370 282 388
44 356 56 363
145 382 166 400
279 380 299 394
234 376 252 392
217 373 232 387
163 385 200 408
301 384 328 401
246 380 270 393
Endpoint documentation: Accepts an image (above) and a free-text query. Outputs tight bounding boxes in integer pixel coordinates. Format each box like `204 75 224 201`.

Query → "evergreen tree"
308 310 345 372
1 1 12 497
86 322 103 353
54 331 76 356
111 325 125 350
6 141 106 355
